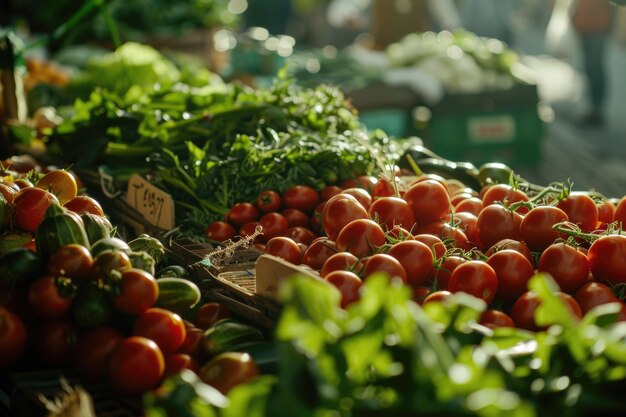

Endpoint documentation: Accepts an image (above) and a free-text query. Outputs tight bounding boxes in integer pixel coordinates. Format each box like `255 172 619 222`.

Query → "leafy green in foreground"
145 273 626 416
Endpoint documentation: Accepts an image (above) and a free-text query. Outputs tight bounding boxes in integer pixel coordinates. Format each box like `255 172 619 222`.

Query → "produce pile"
169 150 626 417
386 30 521 93
0 162 268 402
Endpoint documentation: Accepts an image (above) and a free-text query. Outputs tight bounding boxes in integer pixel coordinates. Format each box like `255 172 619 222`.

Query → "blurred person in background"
570 0 614 126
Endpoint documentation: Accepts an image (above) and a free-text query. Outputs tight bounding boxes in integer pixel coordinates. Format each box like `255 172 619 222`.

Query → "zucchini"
156 265 191 279
0 247 43 286
128 234 165 264
81 212 114 245
155 277 201 317
90 237 131 257
34 202 90 260
202 319 265 358
73 282 115 328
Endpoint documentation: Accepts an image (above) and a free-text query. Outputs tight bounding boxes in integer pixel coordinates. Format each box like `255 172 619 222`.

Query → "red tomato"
588 235 626 285
239 221 261 241
479 309 515 329
454 197 483 216
63 195 105 216
36 320 77 366
597 199 615 224
387 240 434 287
321 185 344 202
419 221 472 251
198 352 258 395
75 327 124 380
485 239 534 266
322 194 368 240
281 208 310 228
179 326 205 358
487 250 535 302
556 192 599 232
13 187 59 232
14 178 33 189
92 250 132 281
538 243 589 294
409 174 450 193
341 188 373 210
356 175 379 192
47 243 93 282
259 212 289 240
614 196 626 226
453 212 483 248
164 353 199 377
112 268 159 315
35 170 78 204
423 290 453 304
574 282 620 314
481 184 530 214
325 270 363 308
448 261 498 303
283 226 317 246
282 185 320 213
477 204 523 249
414 234 446 260
403 179 451 227
363 254 408 282
205 221 236 242
0 305 27 368
368 196 415 231
336 219 386 258
257 190 282 213
372 177 397 198
133 308 186 354
108 336 165 396
309 202 326 234
320 252 364 277
195 302 232 330
265 236 302 264
413 286 431 304
387 225 414 241
520 206 569 252
450 192 475 207
429 256 467 291
27 276 73 320
301 238 338 270
511 291 582 331
227 203 260 226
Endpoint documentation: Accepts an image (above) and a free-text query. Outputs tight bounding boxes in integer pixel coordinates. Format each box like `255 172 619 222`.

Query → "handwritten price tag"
126 175 175 230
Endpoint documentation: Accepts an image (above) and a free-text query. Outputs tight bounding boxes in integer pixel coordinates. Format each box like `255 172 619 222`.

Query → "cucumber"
128 234 165 264
0 247 43 287
155 277 201 317
202 319 265 358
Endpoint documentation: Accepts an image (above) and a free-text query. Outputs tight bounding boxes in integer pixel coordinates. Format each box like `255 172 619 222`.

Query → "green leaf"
222 376 278 417
529 273 575 330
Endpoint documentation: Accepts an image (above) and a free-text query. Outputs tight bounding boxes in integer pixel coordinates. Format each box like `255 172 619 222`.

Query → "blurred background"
1 0 626 195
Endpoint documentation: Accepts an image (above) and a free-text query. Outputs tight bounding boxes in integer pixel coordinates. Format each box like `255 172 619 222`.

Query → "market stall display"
2 4 626 415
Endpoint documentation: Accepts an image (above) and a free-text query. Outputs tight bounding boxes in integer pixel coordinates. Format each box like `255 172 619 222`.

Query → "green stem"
97 0 121 48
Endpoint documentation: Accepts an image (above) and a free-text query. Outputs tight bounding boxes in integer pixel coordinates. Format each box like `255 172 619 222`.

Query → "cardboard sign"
126 174 175 230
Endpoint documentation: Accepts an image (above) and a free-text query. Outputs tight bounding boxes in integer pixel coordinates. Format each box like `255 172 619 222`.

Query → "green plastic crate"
414 83 545 168
359 108 409 138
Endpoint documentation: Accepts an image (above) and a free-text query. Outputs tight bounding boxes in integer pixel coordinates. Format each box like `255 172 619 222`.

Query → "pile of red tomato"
210 173 626 330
